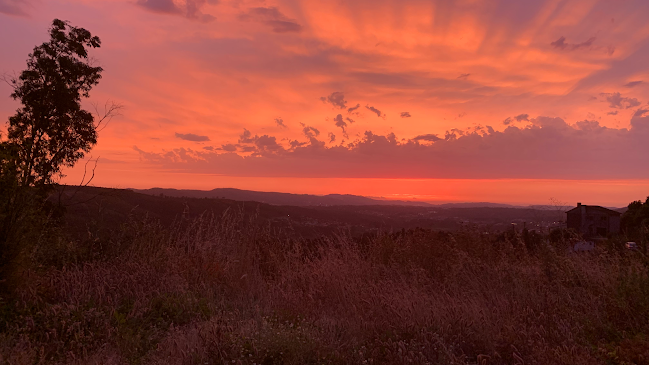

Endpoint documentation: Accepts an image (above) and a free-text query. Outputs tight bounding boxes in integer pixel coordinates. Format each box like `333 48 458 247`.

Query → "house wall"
566 211 581 232
566 206 621 236
585 209 611 236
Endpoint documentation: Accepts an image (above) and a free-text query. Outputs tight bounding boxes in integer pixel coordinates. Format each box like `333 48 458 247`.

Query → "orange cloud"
2 0 649 205
133 114 649 180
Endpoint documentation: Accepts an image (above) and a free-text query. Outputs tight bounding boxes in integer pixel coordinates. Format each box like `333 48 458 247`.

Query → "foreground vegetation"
1 210 648 365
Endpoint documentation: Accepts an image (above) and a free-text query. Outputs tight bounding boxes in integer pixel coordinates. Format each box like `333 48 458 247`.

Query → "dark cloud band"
175 132 210 142
140 115 649 179
239 7 302 33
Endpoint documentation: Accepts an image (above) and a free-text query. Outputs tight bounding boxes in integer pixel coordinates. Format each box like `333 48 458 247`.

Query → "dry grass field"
1 210 648 365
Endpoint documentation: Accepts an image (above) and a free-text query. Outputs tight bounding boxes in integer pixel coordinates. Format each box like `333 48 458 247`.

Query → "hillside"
56 186 564 239
2 186 646 365
135 187 435 207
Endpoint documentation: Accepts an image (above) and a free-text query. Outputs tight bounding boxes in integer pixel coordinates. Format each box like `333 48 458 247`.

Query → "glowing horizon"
1 0 648 206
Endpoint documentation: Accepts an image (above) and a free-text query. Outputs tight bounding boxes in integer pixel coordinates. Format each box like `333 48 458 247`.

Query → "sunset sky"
1 0 649 206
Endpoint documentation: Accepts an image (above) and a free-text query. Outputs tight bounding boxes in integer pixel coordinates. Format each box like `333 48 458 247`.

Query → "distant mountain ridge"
133 188 527 208
56 186 576 239
134 188 435 207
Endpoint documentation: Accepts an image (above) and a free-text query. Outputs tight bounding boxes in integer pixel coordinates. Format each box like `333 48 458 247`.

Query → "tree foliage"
621 196 649 239
1 19 110 292
5 18 103 187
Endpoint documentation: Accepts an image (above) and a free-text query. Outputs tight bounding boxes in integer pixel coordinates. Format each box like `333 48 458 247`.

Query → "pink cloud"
3 0 649 202
601 92 641 109
0 0 31 16
135 114 649 179
136 0 216 22
550 36 596 51
238 6 303 33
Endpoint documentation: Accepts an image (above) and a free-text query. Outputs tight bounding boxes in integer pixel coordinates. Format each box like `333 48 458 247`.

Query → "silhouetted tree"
1 19 117 291
0 136 20 235
621 197 649 241
4 19 105 187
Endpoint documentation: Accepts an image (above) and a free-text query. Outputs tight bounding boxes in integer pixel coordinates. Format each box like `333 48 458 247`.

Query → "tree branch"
61 156 100 206
92 100 123 132
81 156 99 187
0 72 18 90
